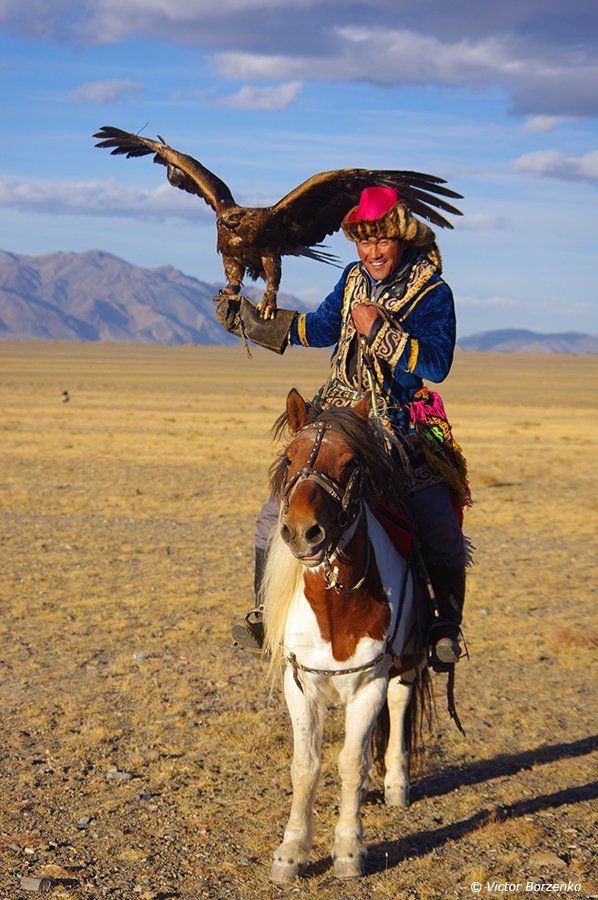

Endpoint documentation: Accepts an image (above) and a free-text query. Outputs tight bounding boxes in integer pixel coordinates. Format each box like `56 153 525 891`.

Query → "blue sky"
1 1 597 335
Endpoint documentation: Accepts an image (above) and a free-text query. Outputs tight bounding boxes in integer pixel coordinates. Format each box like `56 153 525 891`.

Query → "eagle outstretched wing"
257 169 463 249
94 126 464 317
93 126 236 213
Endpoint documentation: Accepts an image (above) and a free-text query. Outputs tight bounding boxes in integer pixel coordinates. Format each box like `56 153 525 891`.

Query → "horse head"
270 388 392 565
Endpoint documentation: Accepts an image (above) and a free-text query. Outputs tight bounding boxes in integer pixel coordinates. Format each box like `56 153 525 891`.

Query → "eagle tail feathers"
290 245 343 267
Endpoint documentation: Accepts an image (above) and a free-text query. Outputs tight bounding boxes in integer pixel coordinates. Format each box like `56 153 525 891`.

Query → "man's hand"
351 302 380 338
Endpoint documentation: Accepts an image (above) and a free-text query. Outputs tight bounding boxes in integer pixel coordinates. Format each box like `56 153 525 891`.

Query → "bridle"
281 420 362 528
281 419 367 592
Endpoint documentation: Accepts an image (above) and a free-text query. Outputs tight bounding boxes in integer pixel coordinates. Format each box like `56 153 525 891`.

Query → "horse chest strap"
287 650 388 691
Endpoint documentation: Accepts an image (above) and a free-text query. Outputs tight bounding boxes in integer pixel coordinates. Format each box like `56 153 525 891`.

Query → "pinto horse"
262 388 429 883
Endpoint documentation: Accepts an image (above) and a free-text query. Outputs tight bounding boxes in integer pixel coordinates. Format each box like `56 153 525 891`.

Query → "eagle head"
217 208 246 231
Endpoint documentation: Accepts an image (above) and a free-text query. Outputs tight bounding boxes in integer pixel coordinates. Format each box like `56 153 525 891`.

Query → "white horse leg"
384 676 412 808
270 666 323 884
333 676 387 880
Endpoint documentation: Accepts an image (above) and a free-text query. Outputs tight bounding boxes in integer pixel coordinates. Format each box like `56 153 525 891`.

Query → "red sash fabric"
372 501 415 560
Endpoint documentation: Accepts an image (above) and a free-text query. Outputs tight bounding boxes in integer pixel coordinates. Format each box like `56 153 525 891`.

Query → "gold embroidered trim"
342 264 365 316
385 259 436 315
329 264 367 387
407 337 419 372
370 320 408 368
296 313 309 346
400 279 443 321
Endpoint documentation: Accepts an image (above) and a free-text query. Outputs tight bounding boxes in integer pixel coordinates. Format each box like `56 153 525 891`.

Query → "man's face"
356 237 402 281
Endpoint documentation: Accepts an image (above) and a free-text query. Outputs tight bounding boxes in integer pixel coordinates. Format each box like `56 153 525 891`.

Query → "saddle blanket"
372 501 415 560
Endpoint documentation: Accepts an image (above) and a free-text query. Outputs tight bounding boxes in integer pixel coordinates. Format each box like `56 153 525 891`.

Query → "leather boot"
427 564 466 666
231 547 266 650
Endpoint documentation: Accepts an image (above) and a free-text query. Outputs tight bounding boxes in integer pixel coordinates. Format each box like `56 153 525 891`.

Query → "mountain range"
0 249 595 353
458 328 598 354
0 248 302 345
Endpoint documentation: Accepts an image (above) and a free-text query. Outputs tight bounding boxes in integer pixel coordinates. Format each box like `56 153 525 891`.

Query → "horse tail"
371 698 390 775
371 666 432 776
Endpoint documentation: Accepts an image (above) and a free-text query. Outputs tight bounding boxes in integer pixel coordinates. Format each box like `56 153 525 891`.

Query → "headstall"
281 419 366 592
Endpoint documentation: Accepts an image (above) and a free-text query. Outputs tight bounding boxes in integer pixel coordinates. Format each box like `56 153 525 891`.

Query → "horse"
262 387 430 883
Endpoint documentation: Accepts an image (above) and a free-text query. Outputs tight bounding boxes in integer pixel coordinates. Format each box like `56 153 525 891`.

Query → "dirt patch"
0 344 596 899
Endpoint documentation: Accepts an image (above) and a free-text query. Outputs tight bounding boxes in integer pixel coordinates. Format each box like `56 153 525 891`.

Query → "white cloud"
1 2 597 116
459 213 505 231
457 295 518 308
523 115 562 133
214 27 598 117
512 150 598 184
0 176 212 222
215 29 523 86
69 79 143 103
0 175 282 219
85 0 309 39
218 81 302 111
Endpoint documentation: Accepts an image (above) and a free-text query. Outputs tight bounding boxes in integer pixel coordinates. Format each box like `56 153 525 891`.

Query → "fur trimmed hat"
342 186 436 247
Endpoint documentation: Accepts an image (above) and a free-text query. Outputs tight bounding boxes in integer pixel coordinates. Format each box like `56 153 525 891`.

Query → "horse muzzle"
280 519 328 565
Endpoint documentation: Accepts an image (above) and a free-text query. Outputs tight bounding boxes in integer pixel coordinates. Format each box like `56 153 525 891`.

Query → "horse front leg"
270 666 324 884
333 676 387 880
384 675 412 807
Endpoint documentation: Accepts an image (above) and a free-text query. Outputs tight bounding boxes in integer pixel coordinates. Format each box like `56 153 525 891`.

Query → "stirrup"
428 622 467 671
433 636 462 665
231 607 264 650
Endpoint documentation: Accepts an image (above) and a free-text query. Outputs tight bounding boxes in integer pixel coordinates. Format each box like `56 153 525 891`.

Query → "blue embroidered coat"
289 252 456 432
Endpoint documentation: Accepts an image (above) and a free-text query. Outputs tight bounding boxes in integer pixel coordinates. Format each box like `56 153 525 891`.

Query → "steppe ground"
0 342 596 900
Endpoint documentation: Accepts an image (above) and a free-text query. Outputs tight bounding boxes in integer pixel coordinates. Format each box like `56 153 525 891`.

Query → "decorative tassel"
408 388 473 512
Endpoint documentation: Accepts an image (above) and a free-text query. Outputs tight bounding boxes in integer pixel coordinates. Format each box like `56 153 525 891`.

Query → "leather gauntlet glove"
214 295 242 335
238 299 296 355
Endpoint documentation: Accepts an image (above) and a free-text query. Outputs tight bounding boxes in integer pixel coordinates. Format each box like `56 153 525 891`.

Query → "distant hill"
0 249 303 345
2 250 596 352
458 328 597 354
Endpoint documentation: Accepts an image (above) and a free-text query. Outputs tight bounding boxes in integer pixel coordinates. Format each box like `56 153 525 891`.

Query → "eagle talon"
257 302 276 320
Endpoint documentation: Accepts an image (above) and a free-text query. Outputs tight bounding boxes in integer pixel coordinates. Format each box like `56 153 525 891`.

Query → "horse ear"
286 388 308 433
352 393 372 420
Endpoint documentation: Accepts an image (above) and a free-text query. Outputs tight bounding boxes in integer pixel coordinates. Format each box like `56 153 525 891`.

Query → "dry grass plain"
0 342 596 900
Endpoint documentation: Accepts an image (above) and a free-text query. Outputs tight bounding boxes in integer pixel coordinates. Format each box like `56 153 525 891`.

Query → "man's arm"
354 276 456 382
289 265 352 348
215 265 351 354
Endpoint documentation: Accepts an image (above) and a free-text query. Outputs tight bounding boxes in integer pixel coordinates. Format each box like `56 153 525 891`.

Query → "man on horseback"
218 186 470 667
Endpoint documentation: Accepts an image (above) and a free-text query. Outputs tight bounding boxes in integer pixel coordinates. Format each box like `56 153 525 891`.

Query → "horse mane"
269 402 399 506
262 526 303 680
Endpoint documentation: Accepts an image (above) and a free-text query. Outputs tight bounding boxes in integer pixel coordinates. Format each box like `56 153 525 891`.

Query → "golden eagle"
94 126 462 318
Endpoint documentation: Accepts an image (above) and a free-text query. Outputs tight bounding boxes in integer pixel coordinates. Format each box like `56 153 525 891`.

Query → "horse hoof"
334 855 365 880
269 860 302 884
385 785 410 808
